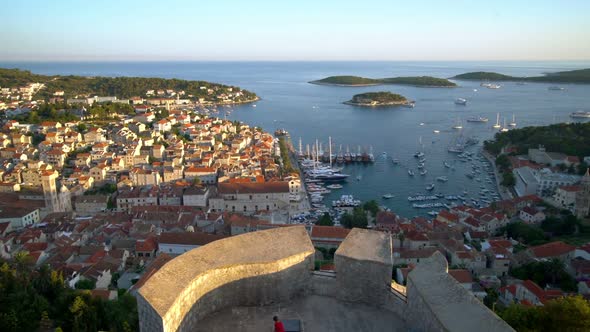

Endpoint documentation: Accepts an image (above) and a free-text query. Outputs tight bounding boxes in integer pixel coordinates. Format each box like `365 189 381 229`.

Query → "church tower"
576 168 590 219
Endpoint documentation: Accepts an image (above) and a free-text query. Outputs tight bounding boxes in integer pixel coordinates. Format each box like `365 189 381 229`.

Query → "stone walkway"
194 295 408 332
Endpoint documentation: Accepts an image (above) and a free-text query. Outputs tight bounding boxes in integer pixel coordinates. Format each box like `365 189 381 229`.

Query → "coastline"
343 100 411 107
310 81 455 88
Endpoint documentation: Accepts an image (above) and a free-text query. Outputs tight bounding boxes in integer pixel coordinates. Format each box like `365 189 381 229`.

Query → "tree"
316 213 334 226
501 296 590 332
501 172 516 187
363 200 380 217
341 207 368 229
75 279 95 290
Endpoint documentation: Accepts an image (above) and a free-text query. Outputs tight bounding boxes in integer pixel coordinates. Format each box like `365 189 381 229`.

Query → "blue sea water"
2 61 590 217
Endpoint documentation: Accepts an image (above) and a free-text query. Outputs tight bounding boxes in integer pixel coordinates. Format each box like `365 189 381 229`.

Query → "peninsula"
453 68 590 84
0 68 258 105
310 75 457 87
344 91 410 107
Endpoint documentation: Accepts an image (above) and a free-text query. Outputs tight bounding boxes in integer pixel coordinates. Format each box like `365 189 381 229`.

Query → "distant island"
310 75 457 87
344 91 411 107
0 68 258 104
453 68 590 83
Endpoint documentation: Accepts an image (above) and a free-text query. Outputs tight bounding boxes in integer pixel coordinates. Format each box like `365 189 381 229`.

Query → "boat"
332 195 361 208
436 176 449 182
500 118 509 132
426 183 435 191
487 84 501 89
455 98 467 105
452 117 463 130
433 130 440 134
392 158 400 164
403 102 416 108
252 104 257 107
570 111 590 118
548 86 565 91
509 114 517 127
466 116 489 123
492 113 501 129
414 151 425 158
443 161 451 168
356 175 362 181
420 169 428 176
326 184 343 189
382 194 395 199
408 169 415 176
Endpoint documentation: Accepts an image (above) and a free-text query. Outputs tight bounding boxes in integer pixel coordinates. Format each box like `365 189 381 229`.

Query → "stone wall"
137 226 315 332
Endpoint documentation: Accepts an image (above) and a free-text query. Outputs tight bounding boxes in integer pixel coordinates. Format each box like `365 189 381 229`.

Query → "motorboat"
433 130 440 134
570 111 590 118
436 176 449 182
452 117 463 130
382 193 395 199
466 116 489 123
455 98 467 105
426 183 435 191
420 169 428 176
408 169 415 176
548 86 565 91
326 184 343 189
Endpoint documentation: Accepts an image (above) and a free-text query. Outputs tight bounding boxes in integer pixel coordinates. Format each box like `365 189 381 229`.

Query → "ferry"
455 98 467 105
466 116 489 123
570 111 590 118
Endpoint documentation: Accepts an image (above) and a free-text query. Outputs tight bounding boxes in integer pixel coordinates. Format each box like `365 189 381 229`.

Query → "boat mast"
329 136 332 168
298 137 302 156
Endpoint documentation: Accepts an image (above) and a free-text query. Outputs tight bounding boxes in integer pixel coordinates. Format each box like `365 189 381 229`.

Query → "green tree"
362 200 380 217
75 279 95 290
316 213 334 226
341 207 368 229
501 172 516 187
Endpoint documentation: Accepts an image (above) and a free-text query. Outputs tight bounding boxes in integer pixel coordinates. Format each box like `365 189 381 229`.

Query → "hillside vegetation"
453 68 590 83
484 122 590 158
0 68 258 101
345 91 408 106
310 75 456 87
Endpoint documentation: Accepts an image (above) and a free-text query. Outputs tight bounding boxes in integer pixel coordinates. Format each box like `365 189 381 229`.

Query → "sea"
3 61 590 218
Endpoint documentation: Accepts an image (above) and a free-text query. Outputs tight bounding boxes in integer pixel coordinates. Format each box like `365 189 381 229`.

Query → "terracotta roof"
23 242 48 252
158 232 226 246
310 226 351 239
376 211 398 225
529 241 575 258
218 181 289 194
448 269 473 284
437 210 459 222
136 237 157 252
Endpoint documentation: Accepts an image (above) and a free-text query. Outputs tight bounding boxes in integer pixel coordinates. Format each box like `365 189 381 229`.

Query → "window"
266 205 270 211
243 206 247 212
249 195 253 200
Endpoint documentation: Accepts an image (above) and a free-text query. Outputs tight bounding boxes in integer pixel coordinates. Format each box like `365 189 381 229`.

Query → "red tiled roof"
218 181 289 194
376 211 398 225
529 241 575 258
311 226 351 239
136 237 157 252
437 210 459 223
23 242 48 252
448 269 473 284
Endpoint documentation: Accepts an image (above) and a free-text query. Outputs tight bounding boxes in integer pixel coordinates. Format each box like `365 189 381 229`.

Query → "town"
2 74 590 331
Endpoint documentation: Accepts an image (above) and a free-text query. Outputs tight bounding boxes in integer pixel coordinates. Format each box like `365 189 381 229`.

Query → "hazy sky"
2 0 590 61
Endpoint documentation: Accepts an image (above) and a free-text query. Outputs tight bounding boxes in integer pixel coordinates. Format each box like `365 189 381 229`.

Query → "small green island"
310 75 456 87
344 91 411 107
453 68 590 83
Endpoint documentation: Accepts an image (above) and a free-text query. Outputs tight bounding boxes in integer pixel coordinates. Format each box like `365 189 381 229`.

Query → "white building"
513 167 580 197
157 232 225 256
0 207 40 229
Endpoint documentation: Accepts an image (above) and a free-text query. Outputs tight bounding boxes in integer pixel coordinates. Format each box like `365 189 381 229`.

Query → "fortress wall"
137 226 314 332
405 251 515 332
333 229 393 306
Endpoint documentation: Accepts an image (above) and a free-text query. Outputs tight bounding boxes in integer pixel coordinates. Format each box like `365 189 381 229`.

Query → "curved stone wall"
137 226 315 332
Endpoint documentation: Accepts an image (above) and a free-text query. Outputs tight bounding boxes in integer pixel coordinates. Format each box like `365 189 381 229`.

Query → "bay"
3 61 590 217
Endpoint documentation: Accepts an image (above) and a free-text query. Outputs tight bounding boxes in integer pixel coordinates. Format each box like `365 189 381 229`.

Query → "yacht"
382 193 395 199
500 118 509 132
444 161 451 168
426 183 435 191
570 111 590 118
487 84 501 89
408 169 415 176
492 113 501 129
455 98 467 105
326 184 343 189
452 118 463 130
509 114 517 127
420 169 428 176
433 130 440 134
436 176 449 182
414 151 425 158
466 116 489 123
548 86 565 91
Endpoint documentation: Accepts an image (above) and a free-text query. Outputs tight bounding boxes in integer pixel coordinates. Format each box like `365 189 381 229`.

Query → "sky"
2 0 590 61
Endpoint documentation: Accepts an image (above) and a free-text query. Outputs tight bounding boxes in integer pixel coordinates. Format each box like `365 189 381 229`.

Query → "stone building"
136 227 514 332
576 169 590 219
208 182 291 214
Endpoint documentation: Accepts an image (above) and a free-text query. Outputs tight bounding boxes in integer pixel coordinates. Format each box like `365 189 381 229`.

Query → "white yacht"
570 111 590 118
455 98 467 105
452 117 463 130
509 114 517 127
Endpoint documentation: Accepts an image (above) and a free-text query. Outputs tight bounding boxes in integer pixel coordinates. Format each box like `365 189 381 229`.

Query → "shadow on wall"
178 260 313 332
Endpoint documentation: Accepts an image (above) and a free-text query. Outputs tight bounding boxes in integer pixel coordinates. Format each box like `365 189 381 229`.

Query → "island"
344 91 411 107
453 68 590 84
310 75 457 87
0 68 258 104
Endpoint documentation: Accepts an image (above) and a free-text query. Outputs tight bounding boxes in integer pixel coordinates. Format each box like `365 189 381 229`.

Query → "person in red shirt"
273 315 286 332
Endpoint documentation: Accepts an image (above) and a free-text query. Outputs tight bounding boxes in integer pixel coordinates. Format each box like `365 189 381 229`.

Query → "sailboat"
500 118 509 132
492 113 501 129
452 117 463 130
509 114 517 127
